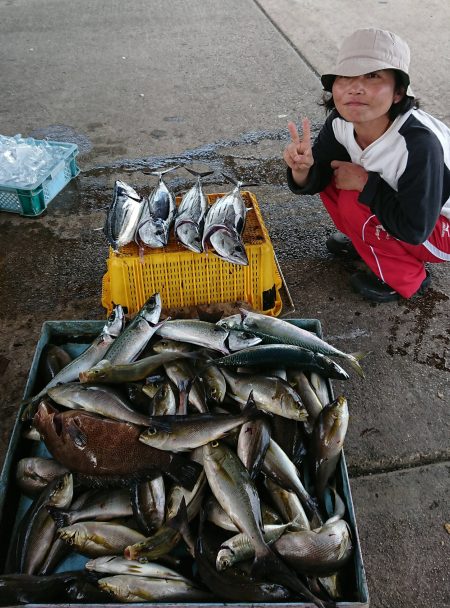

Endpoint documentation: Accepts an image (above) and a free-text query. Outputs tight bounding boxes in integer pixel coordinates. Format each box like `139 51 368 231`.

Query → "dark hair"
320 71 419 120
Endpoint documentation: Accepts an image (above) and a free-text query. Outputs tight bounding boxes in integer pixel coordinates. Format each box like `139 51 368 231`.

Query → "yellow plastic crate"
102 191 283 316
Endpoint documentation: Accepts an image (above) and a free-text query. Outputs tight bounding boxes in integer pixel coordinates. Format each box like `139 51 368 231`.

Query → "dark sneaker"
326 232 360 259
350 271 431 303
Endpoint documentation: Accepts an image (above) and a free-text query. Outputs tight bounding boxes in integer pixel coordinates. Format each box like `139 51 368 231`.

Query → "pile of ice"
0 134 69 188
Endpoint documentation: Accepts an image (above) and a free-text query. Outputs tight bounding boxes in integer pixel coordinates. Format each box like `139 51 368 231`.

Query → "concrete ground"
0 1 449 606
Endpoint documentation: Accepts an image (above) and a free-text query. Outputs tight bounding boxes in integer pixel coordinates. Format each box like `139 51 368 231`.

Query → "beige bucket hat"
321 28 414 97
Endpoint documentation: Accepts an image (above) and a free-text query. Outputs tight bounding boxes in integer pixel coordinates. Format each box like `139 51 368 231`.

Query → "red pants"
320 183 450 298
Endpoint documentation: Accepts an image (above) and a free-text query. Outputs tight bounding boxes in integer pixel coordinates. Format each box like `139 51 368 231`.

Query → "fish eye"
148 427 158 435
211 440 219 448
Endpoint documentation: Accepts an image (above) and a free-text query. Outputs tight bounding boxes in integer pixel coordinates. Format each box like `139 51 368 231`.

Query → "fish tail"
166 455 203 491
254 546 333 608
184 167 214 178
222 172 259 189
348 351 371 378
148 165 179 177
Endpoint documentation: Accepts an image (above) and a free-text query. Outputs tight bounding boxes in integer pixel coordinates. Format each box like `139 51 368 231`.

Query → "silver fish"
263 477 310 531
203 440 278 574
236 310 368 377
227 328 261 351
102 292 162 364
136 168 178 248
98 574 211 602
202 175 250 265
288 369 324 424
220 368 308 421
22 306 124 415
263 437 321 525
311 395 349 501
156 319 230 354
57 522 146 557
86 556 190 581
151 381 177 415
139 398 260 452
202 363 227 403
202 176 248 244
48 488 133 528
130 476 165 536
8 473 73 575
310 371 331 407
104 180 143 252
273 518 353 576
216 522 295 571
47 383 153 426
237 415 271 480
174 168 213 253
15 457 69 497
204 495 281 532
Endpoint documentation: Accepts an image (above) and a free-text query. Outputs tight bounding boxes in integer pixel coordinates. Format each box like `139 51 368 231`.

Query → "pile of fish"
104 168 252 265
3 293 368 607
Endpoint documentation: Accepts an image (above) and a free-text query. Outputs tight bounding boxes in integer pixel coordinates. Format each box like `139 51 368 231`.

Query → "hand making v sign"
283 118 314 187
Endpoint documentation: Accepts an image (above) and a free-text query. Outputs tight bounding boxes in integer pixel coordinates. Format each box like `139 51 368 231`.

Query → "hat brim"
321 67 414 98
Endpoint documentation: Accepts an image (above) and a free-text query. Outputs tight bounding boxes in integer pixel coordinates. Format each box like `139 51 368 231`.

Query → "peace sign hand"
283 118 314 185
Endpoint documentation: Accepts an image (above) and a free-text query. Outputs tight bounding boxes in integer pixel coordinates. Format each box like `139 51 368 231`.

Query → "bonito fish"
103 180 143 252
202 174 250 265
136 167 178 248
174 167 213 253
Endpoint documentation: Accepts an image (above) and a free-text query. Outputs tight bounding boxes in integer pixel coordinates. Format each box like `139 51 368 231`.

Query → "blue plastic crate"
0 140 80 216
0 319 369 607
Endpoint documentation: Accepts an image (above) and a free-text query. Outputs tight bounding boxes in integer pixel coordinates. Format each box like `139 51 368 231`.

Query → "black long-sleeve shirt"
287 108 450 245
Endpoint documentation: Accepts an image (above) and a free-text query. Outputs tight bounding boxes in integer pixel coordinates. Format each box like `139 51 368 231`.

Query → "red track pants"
320 183 450 298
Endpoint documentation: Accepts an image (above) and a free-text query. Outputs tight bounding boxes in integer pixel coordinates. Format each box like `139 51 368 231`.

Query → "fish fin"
167 497 196 558
46 505 71 528
184 167 214 178
347 351 371 378
241 390 263 420
238 307 249 323
166 454 203 491
66 418 88 448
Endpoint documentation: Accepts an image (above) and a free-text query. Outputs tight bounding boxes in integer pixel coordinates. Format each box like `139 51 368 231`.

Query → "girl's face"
332 69 404 129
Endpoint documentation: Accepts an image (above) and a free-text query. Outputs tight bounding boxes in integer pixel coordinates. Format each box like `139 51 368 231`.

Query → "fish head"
139 217 169 247
176 221 203 253
114 180 140 203
216 547 234 571
216 313 243 331
49 471 74 506
140 292 162 324
321 396 349 449
227 329 261 352
33 399 59 435
209 229 248 266
79 359 113 383
104 305 125 337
